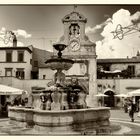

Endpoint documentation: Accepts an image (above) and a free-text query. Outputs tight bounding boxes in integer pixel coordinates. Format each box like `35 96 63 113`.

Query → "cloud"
0 28 31 47
14 29 32 38
0 27 6 34
131 11 140 24
85 18 112 34
85 25 102 34
95 9 140 58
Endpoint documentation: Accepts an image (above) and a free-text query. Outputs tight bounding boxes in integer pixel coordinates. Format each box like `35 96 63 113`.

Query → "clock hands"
69 39 80 51
71 43 77 49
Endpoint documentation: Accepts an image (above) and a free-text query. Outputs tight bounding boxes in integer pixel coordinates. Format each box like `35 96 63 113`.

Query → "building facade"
0 46 32 79
97 53 140 107
1 9 140 111
97 54 140 79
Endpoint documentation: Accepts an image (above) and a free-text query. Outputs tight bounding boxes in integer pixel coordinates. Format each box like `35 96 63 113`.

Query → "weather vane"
111 23 140 40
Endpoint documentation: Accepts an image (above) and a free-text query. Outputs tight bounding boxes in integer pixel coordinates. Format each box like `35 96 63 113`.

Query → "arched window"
69 23 80 37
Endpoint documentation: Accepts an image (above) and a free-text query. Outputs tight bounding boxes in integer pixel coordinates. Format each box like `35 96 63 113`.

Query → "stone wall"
39 68 55 80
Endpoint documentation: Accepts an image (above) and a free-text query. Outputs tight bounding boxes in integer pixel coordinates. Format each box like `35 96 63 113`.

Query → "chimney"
11 32 17 47
13 35 17 47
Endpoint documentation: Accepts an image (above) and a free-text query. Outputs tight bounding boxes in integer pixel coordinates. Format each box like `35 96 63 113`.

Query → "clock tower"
56 8 97 107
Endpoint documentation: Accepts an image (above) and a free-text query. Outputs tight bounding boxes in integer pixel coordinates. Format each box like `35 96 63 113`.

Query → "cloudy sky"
0 5 140 58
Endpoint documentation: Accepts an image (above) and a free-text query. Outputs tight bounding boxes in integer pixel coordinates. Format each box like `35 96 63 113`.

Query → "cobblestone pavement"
110 109 140 122
0 109 140 135
110 109 140 135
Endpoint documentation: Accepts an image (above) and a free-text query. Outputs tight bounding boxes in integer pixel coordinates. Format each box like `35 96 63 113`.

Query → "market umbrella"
95 93 108 107
127 89 140 97
95 94 108 97
115 94 127 98
0 84 24 95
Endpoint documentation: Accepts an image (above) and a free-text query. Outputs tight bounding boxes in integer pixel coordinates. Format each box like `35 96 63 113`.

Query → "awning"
115 94 127 97
127 89 140 97
95 94 108 97
101 69 121 74
0 84 24 95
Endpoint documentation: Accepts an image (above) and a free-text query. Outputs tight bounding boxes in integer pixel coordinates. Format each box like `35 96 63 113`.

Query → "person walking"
123 98 128 113
128 99 136 122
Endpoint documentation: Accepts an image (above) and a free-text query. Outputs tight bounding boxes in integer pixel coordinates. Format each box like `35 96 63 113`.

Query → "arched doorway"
104 89 115 107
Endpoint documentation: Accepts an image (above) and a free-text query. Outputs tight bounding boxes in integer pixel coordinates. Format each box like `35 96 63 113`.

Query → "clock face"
70 40 80 51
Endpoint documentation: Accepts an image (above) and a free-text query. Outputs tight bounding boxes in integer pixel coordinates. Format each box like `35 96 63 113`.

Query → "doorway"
104 90 115 107
0 95 7 117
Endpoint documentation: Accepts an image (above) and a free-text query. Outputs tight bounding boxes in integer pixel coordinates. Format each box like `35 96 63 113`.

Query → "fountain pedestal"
51 91 61 110
77 91 87 109
61 91 69 110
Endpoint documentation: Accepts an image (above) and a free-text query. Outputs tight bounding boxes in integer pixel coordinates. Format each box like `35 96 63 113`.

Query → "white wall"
119 79 140 94
0 50 6 61
39 68 55 80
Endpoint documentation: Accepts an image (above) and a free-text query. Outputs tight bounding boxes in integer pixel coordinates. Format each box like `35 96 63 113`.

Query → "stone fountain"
8 44 111 135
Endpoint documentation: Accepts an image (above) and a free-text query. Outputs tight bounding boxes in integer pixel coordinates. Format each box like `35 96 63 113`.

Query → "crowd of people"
1 96 28 113
0 91 29 117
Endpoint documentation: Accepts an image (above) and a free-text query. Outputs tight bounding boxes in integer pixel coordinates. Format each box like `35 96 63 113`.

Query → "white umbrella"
96 94 108 107
95 94 108 97
127 89 140 97
0 84 24 95
115 94 127 97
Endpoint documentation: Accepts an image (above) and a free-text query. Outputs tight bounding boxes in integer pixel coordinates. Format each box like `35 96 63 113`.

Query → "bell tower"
56 7 97 107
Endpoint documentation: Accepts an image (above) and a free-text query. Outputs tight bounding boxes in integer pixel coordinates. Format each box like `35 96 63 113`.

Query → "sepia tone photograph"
0 3 140 136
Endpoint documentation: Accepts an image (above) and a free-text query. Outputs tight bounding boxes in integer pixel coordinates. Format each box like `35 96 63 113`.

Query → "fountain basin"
53 44 67 52
8 106 111 135
45 58 74 70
